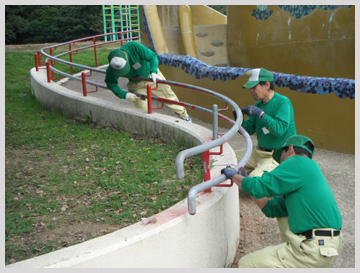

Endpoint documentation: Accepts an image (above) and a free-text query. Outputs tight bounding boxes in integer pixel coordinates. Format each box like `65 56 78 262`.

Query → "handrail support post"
203 150 211 193
212 104 218 140
46 61 51 83
82 72 87 96
147 84 152 113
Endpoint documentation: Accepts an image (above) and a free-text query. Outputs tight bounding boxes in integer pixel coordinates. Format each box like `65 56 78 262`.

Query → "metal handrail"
37 34 252 215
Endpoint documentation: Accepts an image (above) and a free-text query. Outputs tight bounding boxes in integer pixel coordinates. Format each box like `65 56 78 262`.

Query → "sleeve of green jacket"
261 196 288 218
241 160 304 199
104 66 127 99
241 116 256 135
260 100 291 137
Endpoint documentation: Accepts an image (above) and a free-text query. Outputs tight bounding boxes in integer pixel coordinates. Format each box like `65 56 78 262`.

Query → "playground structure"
100 5 355 153
102 5 141 42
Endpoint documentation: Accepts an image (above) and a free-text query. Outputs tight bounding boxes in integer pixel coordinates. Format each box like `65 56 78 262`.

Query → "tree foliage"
208 5 227 15
5 5 103 44
5 5 227 45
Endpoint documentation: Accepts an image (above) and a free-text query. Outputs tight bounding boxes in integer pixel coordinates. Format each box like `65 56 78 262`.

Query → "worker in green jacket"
221 135 343 268
233 67 296 177
105 41 191 122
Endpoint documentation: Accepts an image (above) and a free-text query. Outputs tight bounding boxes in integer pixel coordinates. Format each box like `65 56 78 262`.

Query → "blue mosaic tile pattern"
252 5 352 20
278 5 352 19
142 7 155 52
142 6 354 99
272 72 354 99
252 7 273 20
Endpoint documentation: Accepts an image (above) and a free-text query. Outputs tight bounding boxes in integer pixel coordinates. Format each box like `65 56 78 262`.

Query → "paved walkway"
59 69 355 268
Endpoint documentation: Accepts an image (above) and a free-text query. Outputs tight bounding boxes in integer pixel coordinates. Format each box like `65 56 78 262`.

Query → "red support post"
147 84 152 114
93 38 98 67
46 62 51 83
69 43 73 74
202 150 212 193
82 72 87 96
36 50 42 68
35 54 38 71
38 51 41 67
49 48 55 80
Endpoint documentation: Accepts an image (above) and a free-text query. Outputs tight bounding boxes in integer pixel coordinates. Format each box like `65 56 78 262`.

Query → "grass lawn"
5 43 203 265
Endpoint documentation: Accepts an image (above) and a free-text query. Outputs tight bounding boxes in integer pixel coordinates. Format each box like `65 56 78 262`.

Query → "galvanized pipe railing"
37 30 140 73
212 104 218 141
38 36 252 215
187 125 252 215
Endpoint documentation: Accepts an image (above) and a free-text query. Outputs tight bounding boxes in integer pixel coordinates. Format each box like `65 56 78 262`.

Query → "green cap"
108 49 130 76
243 68 274 89
272 135 315 163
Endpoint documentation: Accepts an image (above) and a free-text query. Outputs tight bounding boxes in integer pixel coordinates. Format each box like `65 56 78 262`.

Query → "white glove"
126 93 139 102
151 73 162 84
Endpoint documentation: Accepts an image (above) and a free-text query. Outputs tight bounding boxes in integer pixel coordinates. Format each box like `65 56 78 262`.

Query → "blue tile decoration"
142 6 354 99
252 5 352 20
251 5 273 20
141 7 156 53
278 5 352 19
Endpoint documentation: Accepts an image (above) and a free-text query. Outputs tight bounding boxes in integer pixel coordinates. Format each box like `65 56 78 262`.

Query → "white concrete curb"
6 68 240 268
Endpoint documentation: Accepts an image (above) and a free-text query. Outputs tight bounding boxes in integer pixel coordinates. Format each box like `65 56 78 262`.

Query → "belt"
298 229 341 240
258 146 273 152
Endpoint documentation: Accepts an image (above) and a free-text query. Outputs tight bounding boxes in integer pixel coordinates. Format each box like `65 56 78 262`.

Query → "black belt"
298 229 341 240
258 146 273 152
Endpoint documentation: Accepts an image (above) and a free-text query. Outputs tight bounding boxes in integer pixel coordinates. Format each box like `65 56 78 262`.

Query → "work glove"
238 167 248 177
126 93 140 102
221 166 238 180
232 109 237 120
242 105 264 118
151 73 162 84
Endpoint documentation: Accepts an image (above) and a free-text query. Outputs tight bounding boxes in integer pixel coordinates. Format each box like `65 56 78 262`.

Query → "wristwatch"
259 112 266 119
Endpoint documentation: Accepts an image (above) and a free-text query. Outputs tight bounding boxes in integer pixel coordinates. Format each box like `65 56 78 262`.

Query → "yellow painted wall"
189 5 227 25
155 5 226 27
227 5 355 78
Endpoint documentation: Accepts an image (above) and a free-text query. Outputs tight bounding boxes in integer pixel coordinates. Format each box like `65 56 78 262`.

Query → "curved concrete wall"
6 68 240 268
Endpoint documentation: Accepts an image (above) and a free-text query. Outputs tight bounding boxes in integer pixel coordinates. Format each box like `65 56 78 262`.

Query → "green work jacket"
105 42 158 99
242 155 342 234
242 92 296 150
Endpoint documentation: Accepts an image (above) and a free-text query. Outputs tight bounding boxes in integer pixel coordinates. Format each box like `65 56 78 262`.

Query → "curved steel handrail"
38 36 252 215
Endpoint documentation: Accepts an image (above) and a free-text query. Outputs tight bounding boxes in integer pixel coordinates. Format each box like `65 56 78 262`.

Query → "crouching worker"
105 41 191 122
221 135 343 268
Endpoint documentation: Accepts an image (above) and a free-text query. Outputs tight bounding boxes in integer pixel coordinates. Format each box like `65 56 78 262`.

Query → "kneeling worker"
234 67 296 177
221 135 343 268
105 41 191 122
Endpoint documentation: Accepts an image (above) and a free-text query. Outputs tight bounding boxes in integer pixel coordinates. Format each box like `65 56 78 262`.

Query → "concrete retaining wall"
6 68 240 268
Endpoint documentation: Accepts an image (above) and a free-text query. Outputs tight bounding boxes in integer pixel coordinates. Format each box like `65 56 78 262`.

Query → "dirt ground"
7 43 355 268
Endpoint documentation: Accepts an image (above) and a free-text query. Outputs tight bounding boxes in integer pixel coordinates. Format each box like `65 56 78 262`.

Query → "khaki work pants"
127 69 188 118
238 217 343 268
235 145 279 177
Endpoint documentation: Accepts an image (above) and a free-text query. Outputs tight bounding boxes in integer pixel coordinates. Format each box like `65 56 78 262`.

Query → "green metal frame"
102 5 140 42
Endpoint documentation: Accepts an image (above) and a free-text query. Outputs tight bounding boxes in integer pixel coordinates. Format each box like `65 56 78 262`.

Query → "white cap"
110 56 127 70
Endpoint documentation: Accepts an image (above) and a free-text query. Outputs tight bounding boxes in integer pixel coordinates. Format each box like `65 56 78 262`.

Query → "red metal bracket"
147 83 165 113
82 72 98 96
218 103 229 112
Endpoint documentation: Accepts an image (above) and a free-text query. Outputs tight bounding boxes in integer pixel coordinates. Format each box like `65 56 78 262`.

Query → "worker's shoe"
182 115 192 123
